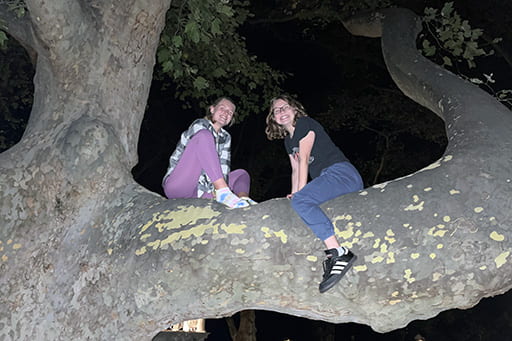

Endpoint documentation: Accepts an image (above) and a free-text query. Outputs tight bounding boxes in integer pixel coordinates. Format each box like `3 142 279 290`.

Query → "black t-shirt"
284 116 348 179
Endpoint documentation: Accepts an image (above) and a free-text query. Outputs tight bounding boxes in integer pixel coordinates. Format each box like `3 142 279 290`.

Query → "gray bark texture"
0 2 511 340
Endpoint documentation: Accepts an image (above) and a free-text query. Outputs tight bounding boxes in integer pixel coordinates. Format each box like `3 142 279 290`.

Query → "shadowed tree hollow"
1 1 511 340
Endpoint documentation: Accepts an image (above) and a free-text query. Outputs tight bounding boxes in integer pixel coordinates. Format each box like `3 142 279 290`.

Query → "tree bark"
1 4 512 341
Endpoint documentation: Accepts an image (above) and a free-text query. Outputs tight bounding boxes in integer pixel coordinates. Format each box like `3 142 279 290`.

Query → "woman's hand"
286 193 294 199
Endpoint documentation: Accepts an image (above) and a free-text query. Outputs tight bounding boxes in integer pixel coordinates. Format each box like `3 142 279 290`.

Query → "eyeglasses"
273 104 290 115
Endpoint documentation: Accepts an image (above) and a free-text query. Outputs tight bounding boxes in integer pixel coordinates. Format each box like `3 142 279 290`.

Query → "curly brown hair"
265 94 308 140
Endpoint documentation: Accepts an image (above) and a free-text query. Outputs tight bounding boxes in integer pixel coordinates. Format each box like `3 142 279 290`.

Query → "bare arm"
297 130 315 192
288 153 299 197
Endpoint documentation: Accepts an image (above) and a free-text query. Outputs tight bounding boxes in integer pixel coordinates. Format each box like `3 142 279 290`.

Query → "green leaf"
193 76 209 90
217 4 234 17
184 21 201 43
172 35 183 48
162 60 174 73
441 2 454 17
211 18 222 35
421 39 436 56
442 56 453 66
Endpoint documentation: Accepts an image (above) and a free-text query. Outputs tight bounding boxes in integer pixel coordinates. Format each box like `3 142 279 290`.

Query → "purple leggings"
163 129 250 199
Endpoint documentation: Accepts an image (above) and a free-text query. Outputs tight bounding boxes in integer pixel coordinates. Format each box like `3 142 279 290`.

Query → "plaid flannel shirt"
163 118 231 197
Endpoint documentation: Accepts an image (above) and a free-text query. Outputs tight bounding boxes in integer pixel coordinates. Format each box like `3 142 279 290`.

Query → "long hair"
205 96 237 127
265 94 308 140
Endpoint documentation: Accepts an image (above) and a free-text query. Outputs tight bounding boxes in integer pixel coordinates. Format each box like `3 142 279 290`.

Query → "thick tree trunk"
1 4 511 341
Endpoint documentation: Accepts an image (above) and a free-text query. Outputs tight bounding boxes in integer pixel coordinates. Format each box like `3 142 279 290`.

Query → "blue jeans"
291 162 363 241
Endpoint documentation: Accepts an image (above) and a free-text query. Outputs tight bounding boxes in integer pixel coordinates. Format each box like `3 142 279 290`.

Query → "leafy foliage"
420 2 498 69
156 0 285 120
0 0 27 48
419 2 511 108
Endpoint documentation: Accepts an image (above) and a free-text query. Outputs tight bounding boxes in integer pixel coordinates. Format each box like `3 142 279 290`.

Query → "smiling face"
209 98 235 131
271 98 295 130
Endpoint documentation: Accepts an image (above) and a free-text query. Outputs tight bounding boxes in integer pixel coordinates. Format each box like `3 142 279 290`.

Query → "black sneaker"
319 249 357 293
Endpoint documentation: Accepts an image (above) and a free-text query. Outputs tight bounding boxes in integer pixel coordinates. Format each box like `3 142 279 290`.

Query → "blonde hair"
205 96 237 127
265 94 308 140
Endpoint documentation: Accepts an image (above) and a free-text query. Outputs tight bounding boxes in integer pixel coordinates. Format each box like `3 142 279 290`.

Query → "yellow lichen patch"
306 255 317 262
384 229 396 243
355 229 362 237
359 191 368 196
140 233 152 241
443 155 453 162
334 214 353 221
403 223 410 228
107 248 113 255
495 251 510 268
373 238 381 249
371 256 384 264
148 240 161 250
135 246 147 256
433 230 447 237
422 160 441 170
443 216 451 222
405 201 425 211
12 243 21 250
221 223 247 234
139 205 221 235
1 255 7 262
391 291 399 297
260 227 288 243
235 249 245 254
411 253 420 259
384 236 396 244
437 244 444 249
412 195 420 203
363 232 374 238
7 239 12 245
490 231 505 242
380 244 388 253
386 252 395 264
262 215 270 220
432 272 442 281
389 300 402 305
404 269 416 283
474 207 484 213
449 189 460 195
334 223 355 240
354 264 367 272
424 187 432 192
429 253 436 259
428 226 447 237
138 222 222 252
479 265 487 270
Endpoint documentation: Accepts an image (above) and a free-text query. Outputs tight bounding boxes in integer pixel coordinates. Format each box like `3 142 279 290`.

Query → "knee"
230 168 250 180
191 129 214 144
291 191 310 211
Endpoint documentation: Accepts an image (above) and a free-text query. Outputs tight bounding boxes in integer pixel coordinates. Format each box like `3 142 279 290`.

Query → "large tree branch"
25 0 89 61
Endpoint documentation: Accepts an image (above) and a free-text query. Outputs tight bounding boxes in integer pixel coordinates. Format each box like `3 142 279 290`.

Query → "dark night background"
2 0 512 340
